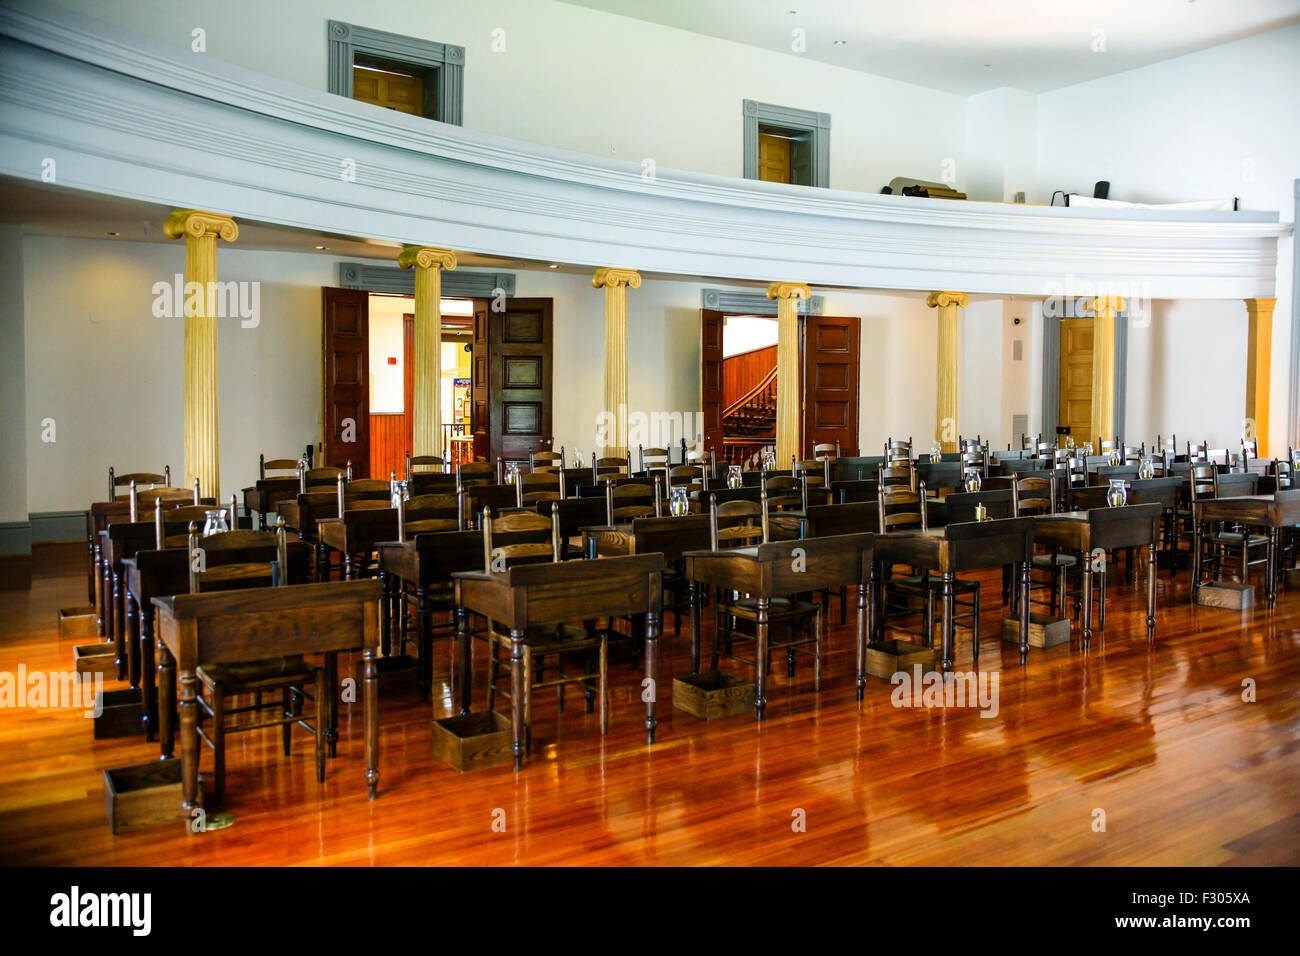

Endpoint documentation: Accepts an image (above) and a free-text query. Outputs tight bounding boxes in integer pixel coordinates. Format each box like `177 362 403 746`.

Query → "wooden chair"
668 463 706 495
482 503 610 741
593 454 631 481
1187 440 1209 462
1122 444 1144 467
399 492 463 538
108 466 170 502
155 493 236 549
259 455 299 479
406 452 446 477
1018 433 1039 452
763 474 804 513
1017 475 1075 616
639 445 671 482
188 518 321 806
529 448 565 474
878 462 916 489
708 493 821 685
605 478 660 524
129 478 202 523
812 441 840 461
793 458 831 496
456 460 497 489
516 469 565 507
1188 462 1269 583
884 437 912 464
1155 434 1178 464
299 464 346 493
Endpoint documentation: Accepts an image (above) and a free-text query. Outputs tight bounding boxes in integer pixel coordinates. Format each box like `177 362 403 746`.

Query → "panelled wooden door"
758 133 792 183
1059 317 1094 449
700 310 726 457
801 315 860 459
472 298 553 468
352 66 423 115
321 287 370 475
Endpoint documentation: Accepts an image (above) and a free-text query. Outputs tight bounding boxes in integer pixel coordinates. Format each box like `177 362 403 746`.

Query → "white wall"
960 299 1004 445
1036 23 1299 453
23 237 328 513
47 0 969 196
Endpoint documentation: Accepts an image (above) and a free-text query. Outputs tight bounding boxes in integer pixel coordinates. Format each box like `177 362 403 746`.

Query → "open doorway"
320 288 475 477
700 310 861 466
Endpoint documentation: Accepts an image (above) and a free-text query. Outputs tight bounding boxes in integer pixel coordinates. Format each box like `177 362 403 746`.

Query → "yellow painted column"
164 209 238 500
766 282 811 464
1089 296 1124 446
399 246 457 460
1245 297 1276 456
592 268 642 459
926 291 969 453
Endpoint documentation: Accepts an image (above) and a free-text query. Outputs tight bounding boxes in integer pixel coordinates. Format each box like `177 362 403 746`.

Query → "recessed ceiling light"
315 244 328 250
548 263 560 269
105 231 119 237
833 40 847 46
984 63 992 68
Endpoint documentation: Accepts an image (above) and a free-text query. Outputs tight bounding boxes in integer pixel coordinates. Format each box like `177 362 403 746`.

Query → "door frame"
1041 297 1127 443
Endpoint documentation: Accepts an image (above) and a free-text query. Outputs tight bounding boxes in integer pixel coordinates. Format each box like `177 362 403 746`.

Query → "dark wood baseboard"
33 541 86 578
0 554 33 590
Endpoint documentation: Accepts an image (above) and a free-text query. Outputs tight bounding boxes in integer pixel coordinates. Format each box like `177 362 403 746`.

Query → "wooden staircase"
723 365 776 466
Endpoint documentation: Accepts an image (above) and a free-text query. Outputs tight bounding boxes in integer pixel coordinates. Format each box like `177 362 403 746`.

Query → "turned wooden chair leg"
599 637 609 734
486 637 500 712
212 686 226 807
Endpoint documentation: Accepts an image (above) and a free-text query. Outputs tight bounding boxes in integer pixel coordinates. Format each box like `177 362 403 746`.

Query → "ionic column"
926 291 969 453
399 246 457 460
766 282 811 464
163 209 238 500
1090 296 1124 444
592 268 641 459
1245 297 1276 455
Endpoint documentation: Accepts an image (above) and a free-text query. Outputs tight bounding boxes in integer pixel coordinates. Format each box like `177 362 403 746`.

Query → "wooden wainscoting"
370 413 407 481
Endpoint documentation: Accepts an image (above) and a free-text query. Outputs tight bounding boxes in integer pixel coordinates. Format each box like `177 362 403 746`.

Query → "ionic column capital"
399 246 458 271
926 291 969 309
1090 295 1125 317
592 268 642 290
164 209 238 243
766 281 811 301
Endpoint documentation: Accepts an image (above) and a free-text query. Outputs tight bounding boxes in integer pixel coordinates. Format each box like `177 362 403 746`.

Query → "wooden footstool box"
1196 581 1254 609
672 671 756 720
1283 568 1300 590
74 642 117 677
353 654 417 694
864 639 935 680
59 606 97 641
103 758 197 834
431 711 513 772
93 688 142 739
1001 613 1071 648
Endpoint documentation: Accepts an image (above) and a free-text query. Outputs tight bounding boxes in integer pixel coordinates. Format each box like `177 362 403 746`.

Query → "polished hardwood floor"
1 556 1297 866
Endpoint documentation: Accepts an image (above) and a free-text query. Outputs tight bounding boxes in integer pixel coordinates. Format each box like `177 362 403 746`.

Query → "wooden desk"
375 530 482 699
581 514 713 562
153 579 382 814
874 518 1036 669
89 501 134 637
241 476 299 530
1033 504 1161 643
683 534 876 715
99 521 157 682
453 555 664 769
125 550 188 742
1192 490 1300 607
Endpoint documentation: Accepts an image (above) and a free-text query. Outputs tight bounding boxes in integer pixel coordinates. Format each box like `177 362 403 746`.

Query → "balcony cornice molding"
0 3 1288 299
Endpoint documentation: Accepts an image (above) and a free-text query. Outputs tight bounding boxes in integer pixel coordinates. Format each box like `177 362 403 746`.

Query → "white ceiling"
559 0 1300 94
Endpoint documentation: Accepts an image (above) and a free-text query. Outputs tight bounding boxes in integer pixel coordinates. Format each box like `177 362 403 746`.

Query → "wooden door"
352 66 423 115
700 310 725 458
801 315 860 459
321 287 370 475
758 133 791 183
1059 317 1094 448
476 298 553 469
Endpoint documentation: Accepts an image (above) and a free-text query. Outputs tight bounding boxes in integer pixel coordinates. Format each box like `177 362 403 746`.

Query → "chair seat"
1032 552 1078 569
726 595 819 622
892 574 979 595
1209 531 1268 546
198 655 312 689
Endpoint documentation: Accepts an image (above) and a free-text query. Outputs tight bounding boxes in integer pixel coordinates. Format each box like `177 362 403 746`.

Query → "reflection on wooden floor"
1 564 1297 866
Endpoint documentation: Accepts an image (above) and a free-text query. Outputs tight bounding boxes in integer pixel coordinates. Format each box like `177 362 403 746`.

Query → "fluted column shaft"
593 268 641 459
1245 297 1276 455
927 291 969 453
400 246 457 460
766 282 811 464
164 209 238 500
1090 296 1123 445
